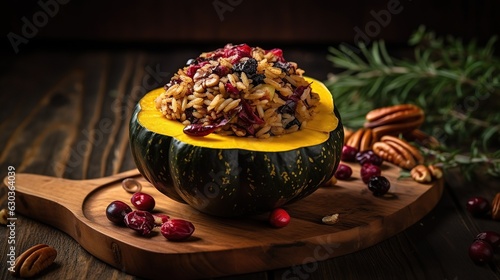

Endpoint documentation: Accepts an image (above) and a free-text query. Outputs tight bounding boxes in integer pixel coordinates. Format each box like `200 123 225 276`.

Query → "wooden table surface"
1 44 500 280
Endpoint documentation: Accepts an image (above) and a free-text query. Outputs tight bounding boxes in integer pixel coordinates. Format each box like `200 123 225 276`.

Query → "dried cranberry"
360 163 381 184
224 44 252 62
469 240 494 265
267 48 284 62
131 192 156 212
356 150 383 166
106 201 132 225
341 145 358 162
161 219 195 241
367 176 391 196
124 210 155 236
225 83 240 95
269 208 291 228
466 196 490 217
335 164 353 180
185 64 200 78
475 231 500 250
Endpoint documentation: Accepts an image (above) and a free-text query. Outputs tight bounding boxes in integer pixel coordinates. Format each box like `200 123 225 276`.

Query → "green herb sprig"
325 26 500 178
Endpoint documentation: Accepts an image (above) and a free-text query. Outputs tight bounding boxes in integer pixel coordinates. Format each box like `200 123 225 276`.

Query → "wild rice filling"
155 44 320 138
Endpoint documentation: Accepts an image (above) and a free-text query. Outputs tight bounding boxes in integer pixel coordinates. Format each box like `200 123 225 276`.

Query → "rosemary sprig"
325 26 500 178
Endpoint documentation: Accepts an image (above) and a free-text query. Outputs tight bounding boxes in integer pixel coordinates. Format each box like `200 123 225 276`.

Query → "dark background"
2 0 499 52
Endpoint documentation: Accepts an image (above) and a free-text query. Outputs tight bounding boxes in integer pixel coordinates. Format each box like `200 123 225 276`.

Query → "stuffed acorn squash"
129 44 343 216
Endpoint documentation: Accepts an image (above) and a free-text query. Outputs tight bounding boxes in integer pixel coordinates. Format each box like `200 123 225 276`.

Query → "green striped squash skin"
130 104 343 217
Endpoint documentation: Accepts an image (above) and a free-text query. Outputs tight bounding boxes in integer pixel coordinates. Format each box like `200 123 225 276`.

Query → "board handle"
3 169 141 231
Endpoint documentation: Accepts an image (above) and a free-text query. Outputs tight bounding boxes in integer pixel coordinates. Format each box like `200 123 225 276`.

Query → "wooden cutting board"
6 161 443 279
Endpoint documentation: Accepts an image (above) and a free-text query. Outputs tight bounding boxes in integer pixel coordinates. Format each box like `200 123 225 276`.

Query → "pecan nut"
410 164 443 183
491 193 500 220
345 128 374 152
343 127 354 145
364 104 425 139
427 165 443 180
322 213 339 225
372 135 423 169
410 165 432 183
12 244 57 278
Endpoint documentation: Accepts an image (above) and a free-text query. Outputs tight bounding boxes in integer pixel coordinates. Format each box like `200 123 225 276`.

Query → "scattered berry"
131 192 156 212
124 210 155 236
360 163 382 184
269 208 291 228
469 240 494 265
367 176 391 196
356 150 383 166
475 231 500 250
341 145 358 162
335 164 353 180
161 219 195 241
106 201 132 225
466 196 490 217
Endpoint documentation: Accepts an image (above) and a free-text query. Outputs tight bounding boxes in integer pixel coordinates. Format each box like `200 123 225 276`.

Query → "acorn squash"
129 77 343 216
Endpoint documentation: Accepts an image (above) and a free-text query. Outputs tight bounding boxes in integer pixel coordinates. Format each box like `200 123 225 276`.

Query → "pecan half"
12 244 57 278
428 165 443 180
491 193 500 220
364 104 425 139
345 128 374 152
343 127 354 145
322 213 339 225
372 135 423 169
410 165 432 183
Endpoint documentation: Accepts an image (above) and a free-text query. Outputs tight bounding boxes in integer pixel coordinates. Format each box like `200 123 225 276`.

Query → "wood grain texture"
1 48 500 280
5 160 442 279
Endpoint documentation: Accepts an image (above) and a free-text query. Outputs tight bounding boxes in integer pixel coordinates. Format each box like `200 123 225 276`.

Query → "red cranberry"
469 240 494 265
356 150 383 166
124 210 155 236
367 176 391 196
466 196 490 216
131 192 156 211
106 201 132 225
341 145 358 162
360 163 381 184
335 164 353 180
153 213 170 226
475 231 500 250
269 208 291 228
160 219 195 241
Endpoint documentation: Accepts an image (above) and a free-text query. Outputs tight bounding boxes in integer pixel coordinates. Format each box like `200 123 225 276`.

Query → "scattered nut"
410 165 432 183
12 244 57 278
322 213 339 225
0 208 7 225
122 178 142 193
491 193 500 221
428 165 443 179
372 135 423 169
345 128 375 152
364 104 425 139
343 127 354 145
